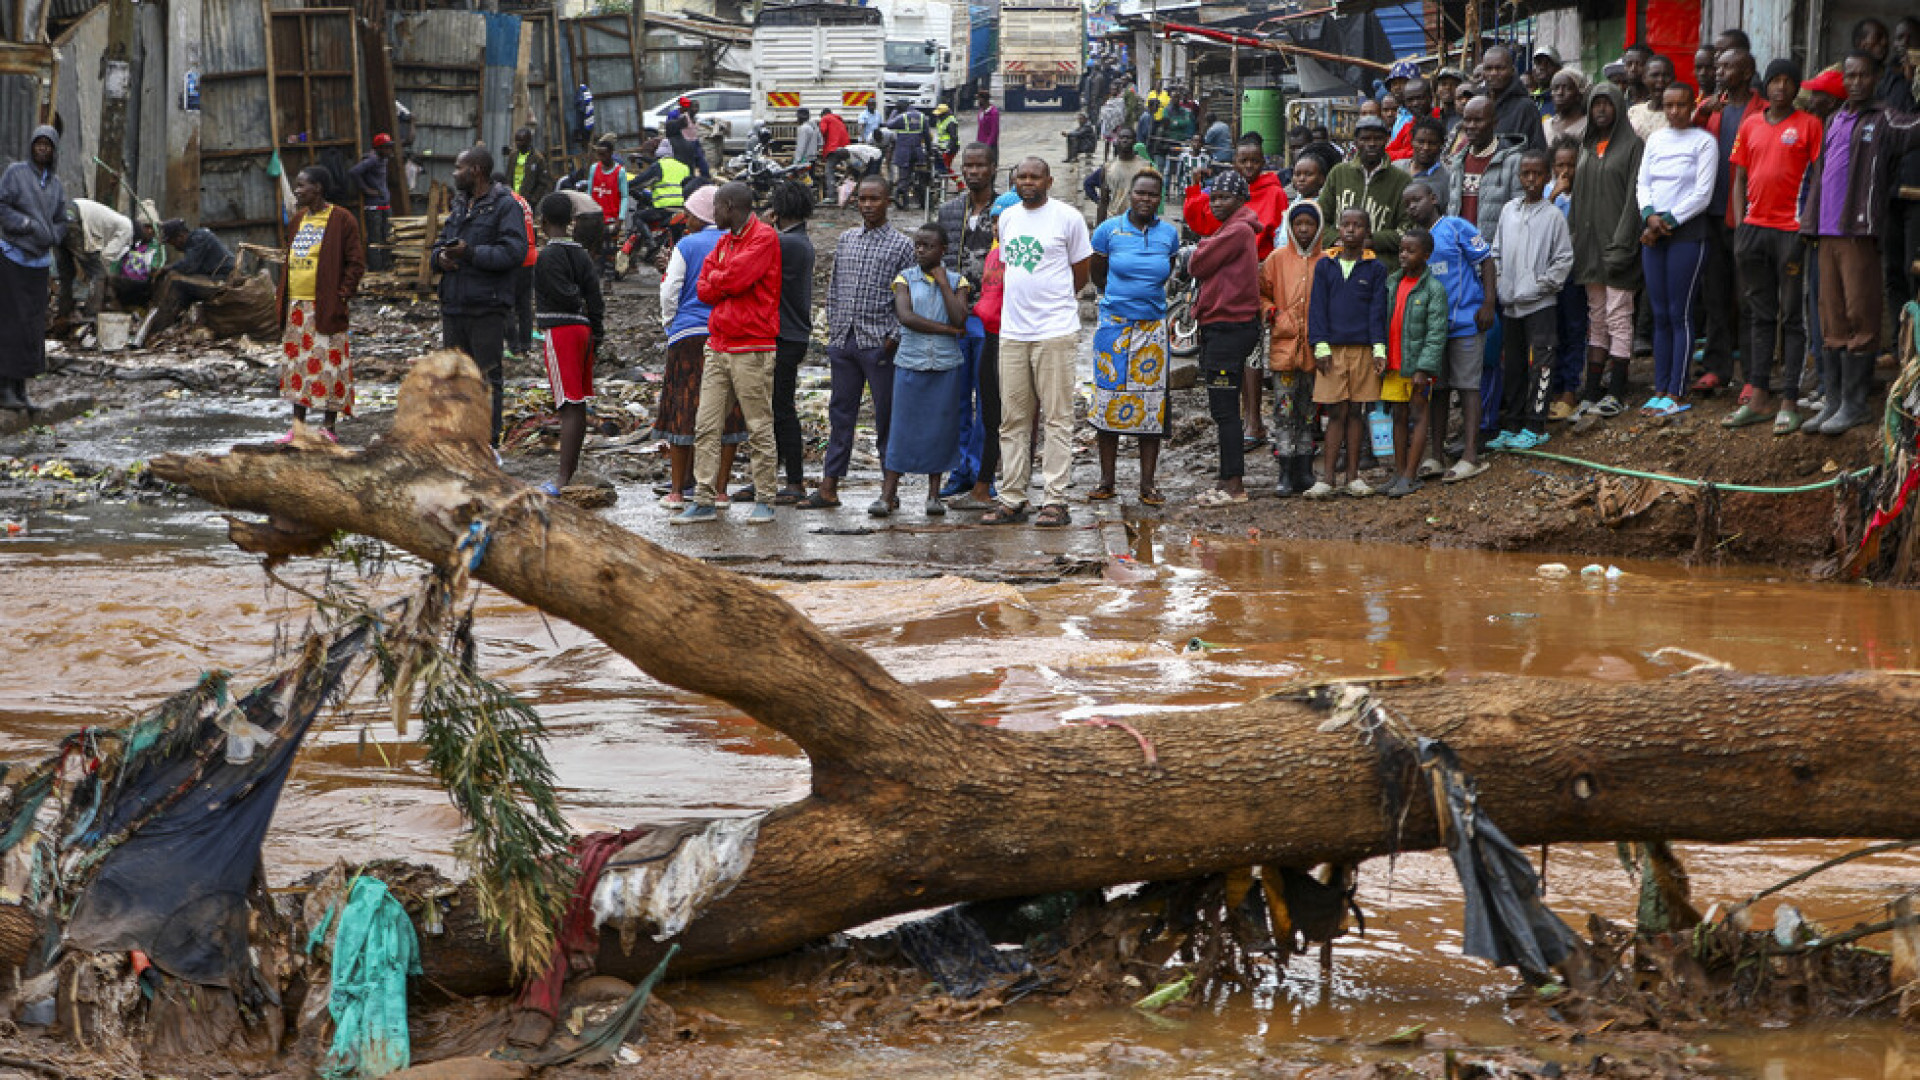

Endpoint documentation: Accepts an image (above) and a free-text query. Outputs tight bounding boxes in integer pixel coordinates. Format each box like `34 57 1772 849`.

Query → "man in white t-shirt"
982 156 1092 528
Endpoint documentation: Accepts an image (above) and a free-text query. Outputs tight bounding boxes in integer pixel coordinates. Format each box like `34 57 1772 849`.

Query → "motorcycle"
725 123 811 205
1166 243 1201 358
615 191 685 279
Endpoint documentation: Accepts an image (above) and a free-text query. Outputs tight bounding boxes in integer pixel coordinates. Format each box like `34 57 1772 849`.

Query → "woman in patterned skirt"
1088 170 1178 505
276 166 364 439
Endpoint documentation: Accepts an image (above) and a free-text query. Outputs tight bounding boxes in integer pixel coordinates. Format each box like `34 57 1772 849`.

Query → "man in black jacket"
1480 45 1547 153
134 219 237 346
434 147 529 445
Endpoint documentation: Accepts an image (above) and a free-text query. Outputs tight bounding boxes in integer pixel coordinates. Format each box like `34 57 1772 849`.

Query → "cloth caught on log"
1305 681 1577 979
320 877 421 1080
514 826 650 1025
514 945 678 1068
1418 737 1578 977
891 905 1036 999
591 816 761 947
35 630 364 988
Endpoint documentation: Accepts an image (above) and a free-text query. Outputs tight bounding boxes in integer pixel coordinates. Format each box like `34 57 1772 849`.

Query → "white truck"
870 0 969 111
999 0 1081 111
750 2 887 147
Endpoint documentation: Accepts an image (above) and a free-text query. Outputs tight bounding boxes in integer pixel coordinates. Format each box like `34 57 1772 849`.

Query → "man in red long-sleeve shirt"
676 182 783 525
1183 136 1288 447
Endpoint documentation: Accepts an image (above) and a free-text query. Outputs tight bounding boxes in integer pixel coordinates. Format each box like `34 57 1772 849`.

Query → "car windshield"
885 41 936 72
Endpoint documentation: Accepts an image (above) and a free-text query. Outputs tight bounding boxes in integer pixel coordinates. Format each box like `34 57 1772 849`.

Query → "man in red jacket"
1183 136 1288 446
676 182 783 525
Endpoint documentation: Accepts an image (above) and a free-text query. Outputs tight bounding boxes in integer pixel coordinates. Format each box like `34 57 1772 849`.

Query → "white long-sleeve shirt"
1636 125 1717 227
660 246 686 328
72 198 134 263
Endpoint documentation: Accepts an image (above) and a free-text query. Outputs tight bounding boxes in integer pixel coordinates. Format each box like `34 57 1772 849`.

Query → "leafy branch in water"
369 591 576 981
298 544 575 983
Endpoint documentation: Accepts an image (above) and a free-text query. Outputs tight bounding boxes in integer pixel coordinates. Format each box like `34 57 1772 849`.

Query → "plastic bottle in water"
1369 405 1394 457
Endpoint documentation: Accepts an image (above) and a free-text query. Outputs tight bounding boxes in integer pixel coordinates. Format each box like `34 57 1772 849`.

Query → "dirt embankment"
1146 381 1881 573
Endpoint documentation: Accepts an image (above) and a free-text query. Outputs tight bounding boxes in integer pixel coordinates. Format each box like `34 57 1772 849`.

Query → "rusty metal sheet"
199 0 281 250
271 8 361 203
563 13 643 142
389 9 485 192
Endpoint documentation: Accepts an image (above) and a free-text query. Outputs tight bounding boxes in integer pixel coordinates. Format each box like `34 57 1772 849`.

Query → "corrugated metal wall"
272 7 362 204
389 9 485 192
564 13 643 140
481 11 519 158
50 4 104 200
200 0 282 251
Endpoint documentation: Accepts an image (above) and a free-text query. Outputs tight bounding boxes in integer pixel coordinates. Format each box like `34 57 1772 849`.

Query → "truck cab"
884 39 949 110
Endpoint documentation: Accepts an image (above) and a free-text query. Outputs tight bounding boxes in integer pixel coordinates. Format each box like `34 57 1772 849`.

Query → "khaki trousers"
693 345 776 507
996 333 1077 509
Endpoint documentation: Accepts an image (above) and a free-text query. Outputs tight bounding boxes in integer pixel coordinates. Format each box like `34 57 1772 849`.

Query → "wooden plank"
164 0 200 223
414 180 445 292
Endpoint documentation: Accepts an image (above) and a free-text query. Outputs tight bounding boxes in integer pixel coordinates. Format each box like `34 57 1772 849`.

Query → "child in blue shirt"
1306 208 1391 497
880 223 973 517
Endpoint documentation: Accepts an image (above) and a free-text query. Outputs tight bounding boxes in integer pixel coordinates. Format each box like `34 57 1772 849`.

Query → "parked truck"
999 0 1081 111
751 2 887 147
869 0 969 111
967 1 997 103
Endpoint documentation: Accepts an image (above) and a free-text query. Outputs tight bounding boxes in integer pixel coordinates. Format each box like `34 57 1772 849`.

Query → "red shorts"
542 323 593 405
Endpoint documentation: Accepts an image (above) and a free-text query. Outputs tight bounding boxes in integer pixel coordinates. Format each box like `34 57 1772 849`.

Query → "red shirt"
972 246 1005 335
510 191 538 267
1387 275 1417 372
821 113 851 154
1729 107 1824 232
1457 152 1491 225
1182 170 1289 259
589 162 624 223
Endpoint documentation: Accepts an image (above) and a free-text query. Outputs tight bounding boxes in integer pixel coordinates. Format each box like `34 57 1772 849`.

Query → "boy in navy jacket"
1306 207 1390 497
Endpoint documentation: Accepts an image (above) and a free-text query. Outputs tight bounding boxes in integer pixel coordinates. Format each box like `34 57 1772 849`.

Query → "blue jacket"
667 226 723 342
1307 253 1389 350
433 182 529 315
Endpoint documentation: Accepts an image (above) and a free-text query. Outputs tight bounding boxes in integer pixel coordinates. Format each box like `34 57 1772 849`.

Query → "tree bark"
152 352 1920 997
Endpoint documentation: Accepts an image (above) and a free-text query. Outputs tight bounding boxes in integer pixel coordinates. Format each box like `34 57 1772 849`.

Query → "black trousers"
511 265 535 355
1199 319 1260 480
976 335 1001 485
771 337 808 487
1734 223 1807 397
1498 308 1557 434
1698 216 1743 382
443 311 507 443
364 207 391 271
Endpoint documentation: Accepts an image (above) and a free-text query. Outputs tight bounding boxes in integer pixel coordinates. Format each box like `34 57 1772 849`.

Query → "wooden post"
1463 0 1480 68
1230 41 1239 139
415 180 446 293
93 0 136 207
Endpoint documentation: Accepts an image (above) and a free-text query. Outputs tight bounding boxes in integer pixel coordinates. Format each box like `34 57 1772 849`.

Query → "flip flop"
795 491 841 510
980 503 1029 525
1138 488 1166 507
1087 485 1117 501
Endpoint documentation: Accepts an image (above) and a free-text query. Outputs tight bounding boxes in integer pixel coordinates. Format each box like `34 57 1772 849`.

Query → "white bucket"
96 312 133 352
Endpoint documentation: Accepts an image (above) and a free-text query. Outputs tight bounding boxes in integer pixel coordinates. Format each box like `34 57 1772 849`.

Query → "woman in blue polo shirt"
1088 169 1179 505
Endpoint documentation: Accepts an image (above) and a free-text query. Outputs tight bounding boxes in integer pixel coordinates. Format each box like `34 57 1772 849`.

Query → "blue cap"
1389 60 1419 81
991 190 1021 217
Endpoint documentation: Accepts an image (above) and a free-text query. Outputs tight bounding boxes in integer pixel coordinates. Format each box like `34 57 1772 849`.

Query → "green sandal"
1772 408 1803 435
1721 404 1773 429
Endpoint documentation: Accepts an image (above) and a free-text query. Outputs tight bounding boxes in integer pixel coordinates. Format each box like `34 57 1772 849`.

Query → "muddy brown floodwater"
3 529 1916 1078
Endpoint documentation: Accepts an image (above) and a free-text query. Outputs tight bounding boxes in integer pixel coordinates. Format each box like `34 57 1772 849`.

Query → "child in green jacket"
1385 227 1450 497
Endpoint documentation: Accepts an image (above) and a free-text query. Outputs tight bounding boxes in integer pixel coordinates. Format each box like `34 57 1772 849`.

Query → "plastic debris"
1133 972 1193 1011
591 816 762 945
1535 562 1571 578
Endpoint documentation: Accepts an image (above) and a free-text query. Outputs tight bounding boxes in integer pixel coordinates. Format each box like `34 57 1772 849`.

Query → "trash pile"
1832 301 1920 583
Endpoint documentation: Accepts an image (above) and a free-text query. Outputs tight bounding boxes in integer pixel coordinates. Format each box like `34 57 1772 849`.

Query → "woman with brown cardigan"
277 165 365 439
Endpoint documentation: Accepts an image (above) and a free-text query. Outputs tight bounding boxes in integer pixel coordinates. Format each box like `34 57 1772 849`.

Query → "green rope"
1499 448 1872 494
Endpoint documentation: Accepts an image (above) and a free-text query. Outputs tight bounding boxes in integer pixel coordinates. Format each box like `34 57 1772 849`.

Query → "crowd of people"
3 20 1916 526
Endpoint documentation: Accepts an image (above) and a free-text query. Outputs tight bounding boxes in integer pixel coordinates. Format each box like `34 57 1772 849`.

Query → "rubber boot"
1274 454 1301 498
1818 351 1874 435
1291 452 1317 493
1802 350 1844 434
0 378 30 411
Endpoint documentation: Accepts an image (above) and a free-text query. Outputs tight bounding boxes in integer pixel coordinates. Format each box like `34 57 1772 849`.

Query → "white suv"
644 87 754 153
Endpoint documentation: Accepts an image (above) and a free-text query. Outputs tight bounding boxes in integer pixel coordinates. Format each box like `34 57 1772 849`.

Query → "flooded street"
4 478 1916 1076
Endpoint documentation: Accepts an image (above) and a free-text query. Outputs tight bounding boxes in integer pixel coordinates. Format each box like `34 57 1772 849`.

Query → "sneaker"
1344 478 1375 498
745 503 775 524
1592 395 1626 418
660 493 685 509
669 504 717 525
1484 430 1518 451
1507 430 1547 451
1417 457 1446 480
1303 481 1337 499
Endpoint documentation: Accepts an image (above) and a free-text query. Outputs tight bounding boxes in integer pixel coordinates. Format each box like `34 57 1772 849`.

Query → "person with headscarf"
1188 168 1265 506
0 126 68 410
1544 69 1590 144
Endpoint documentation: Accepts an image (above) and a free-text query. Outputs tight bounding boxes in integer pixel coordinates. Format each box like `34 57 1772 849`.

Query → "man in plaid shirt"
799 175 916 509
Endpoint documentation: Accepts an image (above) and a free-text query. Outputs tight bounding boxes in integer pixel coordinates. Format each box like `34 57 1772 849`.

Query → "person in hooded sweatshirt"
1184 136 1289 450
0 126 68 411
1259 201 1326 497
1567 81 1645 420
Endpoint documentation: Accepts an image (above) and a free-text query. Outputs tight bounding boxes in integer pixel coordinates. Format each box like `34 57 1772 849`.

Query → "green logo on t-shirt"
1004 235 1043 272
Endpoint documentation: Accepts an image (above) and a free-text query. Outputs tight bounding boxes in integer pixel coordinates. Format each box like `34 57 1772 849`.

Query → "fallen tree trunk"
152 352 1920 997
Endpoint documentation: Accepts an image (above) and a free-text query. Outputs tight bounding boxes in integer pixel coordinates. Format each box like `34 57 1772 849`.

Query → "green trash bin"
1241 87 1285 153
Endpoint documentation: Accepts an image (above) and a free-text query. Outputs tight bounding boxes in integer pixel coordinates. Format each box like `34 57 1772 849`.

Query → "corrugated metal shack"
3 0 746 256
